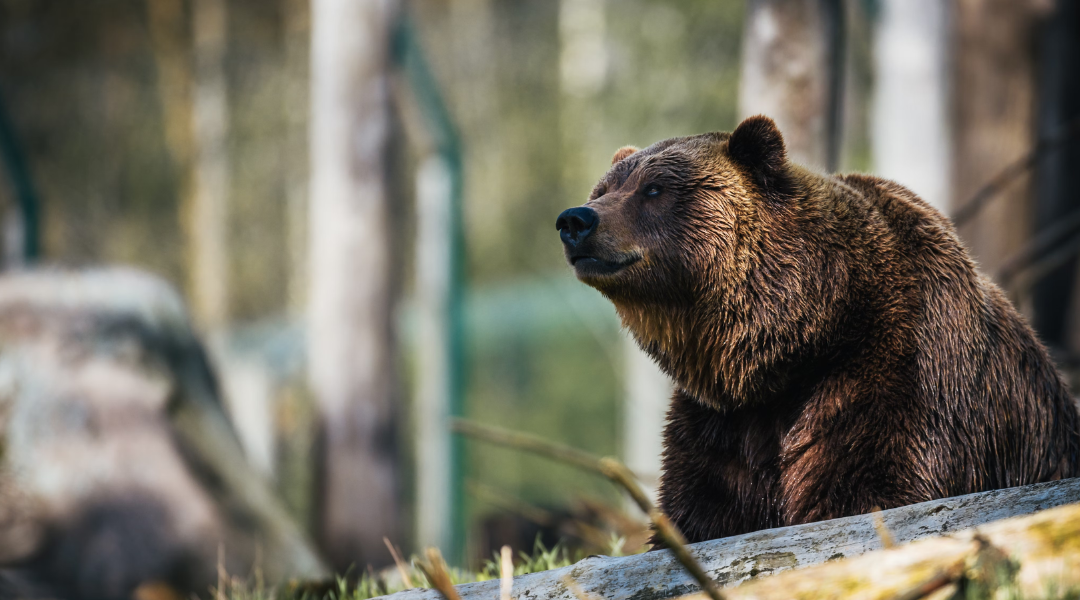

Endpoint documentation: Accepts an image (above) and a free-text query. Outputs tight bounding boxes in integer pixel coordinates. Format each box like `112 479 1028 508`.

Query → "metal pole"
393 17 468 564
0 87 41 264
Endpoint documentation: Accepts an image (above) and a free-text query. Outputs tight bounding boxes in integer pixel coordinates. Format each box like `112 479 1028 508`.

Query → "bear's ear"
727 115 790 193
611 145 640 165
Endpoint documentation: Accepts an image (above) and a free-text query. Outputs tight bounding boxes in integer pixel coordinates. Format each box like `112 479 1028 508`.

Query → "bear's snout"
556 206 598 247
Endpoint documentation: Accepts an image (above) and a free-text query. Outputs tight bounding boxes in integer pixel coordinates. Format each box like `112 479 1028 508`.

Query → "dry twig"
416 547 461 600
467 480 612 549
1007 234 1080 301
997 207 1080 286
452 419 725 600
952 115 1080 227
384 537 415 589
500 545 513 600
871 507 896 549
450 418 607 475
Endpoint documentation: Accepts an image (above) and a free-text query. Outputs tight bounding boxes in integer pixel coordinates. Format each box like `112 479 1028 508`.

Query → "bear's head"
556 116 846 406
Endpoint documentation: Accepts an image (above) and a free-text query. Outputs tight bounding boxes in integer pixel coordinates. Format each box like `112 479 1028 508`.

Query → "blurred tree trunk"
952 0 1044 277
189 0 231 330
1034 1 1080 354
308 0 402 570
145 0 196 292
284 0 310 318
872 0 952 213
738 0 845 172
145 0 231 330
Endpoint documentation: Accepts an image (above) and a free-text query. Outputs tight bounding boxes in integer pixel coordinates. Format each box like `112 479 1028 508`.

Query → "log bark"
692 499 1080 600
380 478 1080 600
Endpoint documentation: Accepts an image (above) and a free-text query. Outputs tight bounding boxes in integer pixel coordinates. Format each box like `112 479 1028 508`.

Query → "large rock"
0 268 327 599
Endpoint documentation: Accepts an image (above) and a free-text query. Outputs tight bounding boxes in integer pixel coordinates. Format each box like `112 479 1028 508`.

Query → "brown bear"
555 115 1080 544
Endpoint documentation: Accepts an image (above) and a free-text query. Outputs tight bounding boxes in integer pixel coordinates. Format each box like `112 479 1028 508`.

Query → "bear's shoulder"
835 172 958 241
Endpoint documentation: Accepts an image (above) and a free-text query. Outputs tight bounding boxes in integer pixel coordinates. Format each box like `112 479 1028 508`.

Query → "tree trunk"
309 0 402 570
872 0 952 212
738 0 845 172
952 0 1044 277
188 0 231 330
283 0 310 318
1034 1 1080 355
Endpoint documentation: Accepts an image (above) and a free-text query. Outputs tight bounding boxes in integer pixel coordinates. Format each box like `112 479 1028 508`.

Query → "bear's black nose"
556 206 598 246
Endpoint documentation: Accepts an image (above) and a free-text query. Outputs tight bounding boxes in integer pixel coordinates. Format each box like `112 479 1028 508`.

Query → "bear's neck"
612 171 920 411
614 300 803 409
613 264 853 411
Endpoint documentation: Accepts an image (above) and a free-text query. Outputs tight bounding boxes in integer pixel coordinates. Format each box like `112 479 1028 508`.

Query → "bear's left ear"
727 116 790 194
611 145 640 165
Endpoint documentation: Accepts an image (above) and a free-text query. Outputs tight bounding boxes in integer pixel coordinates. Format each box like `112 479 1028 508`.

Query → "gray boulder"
0 268 326 599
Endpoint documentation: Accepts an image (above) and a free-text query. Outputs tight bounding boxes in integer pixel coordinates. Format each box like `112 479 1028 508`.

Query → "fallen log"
692 499 1080 600
381 477 1080 600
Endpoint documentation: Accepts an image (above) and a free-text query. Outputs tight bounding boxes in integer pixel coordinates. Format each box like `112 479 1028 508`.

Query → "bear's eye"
643 184 663 198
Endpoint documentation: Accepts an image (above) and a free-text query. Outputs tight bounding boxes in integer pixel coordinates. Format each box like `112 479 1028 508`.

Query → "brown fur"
559 115 1080 544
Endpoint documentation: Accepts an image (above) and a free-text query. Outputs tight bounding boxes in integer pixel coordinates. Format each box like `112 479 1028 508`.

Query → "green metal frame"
0 85 41 262
392 16 468 565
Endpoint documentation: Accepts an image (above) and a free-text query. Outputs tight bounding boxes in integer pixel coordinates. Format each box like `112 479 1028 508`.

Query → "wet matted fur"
559 115 1080 544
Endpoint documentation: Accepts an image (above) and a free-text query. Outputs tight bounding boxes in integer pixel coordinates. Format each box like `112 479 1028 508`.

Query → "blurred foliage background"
1 0 1077 584
0 0 763 566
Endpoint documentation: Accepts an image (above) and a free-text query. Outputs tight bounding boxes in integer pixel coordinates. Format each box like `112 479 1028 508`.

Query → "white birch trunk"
189 0 231 330
309 0 401 569
872 0 952 213
738 0 843 171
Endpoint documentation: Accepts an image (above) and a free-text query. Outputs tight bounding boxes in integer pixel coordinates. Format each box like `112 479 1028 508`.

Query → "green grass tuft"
215 537 599 600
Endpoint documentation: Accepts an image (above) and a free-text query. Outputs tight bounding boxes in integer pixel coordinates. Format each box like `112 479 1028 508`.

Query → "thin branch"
466 480 611 549
454 419 726 600
1009 234 1080 300
467 479 558 527
384 537 415 590
871 507 896 549
952 115 1080 228
600 457 726 600
649 510 727 600
597 457 655 514
997 206 1080 286
451 418 607 475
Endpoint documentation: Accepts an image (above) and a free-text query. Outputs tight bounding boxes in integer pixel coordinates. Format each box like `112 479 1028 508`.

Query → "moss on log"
692 500 1080 600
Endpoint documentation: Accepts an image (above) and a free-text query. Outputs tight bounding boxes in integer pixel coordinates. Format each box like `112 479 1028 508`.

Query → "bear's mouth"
570 252 641 276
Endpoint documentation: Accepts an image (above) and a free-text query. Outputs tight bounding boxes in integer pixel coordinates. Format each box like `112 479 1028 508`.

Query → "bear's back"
837 172 1080 493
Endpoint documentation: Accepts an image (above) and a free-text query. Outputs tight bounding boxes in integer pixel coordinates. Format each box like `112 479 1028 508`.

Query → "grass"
212 536 623 600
